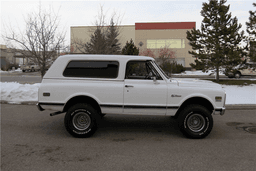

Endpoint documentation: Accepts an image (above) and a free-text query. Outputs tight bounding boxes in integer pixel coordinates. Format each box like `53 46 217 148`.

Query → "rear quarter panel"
39 78 124 107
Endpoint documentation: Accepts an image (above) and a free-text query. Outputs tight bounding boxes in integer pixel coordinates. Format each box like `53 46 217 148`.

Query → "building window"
147 39 185 49
63 61 119 78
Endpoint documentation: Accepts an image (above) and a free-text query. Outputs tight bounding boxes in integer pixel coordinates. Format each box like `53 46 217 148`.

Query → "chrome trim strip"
100 104 179 109
39 102 65 106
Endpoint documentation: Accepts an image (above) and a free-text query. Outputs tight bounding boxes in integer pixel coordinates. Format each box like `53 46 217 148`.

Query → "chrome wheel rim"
72 112 91 131
235 73 240 78
187 114 205 132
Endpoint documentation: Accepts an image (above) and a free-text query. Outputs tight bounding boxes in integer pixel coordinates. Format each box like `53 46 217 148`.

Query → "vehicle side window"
63 61 119 78
125 61 162 80
249 64 256 68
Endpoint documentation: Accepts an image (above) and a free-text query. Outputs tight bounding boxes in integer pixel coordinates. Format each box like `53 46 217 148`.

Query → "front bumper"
214 107 225 115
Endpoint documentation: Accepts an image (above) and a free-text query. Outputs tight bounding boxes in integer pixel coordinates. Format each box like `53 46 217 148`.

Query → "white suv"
37 55 226 139
227 62 256 78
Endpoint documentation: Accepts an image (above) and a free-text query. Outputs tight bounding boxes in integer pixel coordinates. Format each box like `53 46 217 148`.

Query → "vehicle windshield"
152 61 169 79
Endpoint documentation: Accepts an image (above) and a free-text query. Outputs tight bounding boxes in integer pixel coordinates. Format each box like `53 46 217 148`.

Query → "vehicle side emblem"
171 94 181 97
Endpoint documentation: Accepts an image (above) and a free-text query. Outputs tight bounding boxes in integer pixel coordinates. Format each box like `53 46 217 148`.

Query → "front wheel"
178 105 213 139
64 103 99 138
234 72 241 78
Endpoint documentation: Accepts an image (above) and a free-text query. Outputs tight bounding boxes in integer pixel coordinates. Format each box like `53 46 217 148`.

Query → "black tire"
100 113 106 118
178 104 213 139
64 103 99 138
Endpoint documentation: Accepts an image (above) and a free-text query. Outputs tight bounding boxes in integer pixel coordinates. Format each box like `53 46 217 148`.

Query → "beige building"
0 44 36 70
0 45 28 69
71 22 196 68
71 25 135 53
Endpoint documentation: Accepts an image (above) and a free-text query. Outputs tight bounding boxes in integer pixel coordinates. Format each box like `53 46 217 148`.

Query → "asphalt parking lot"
1 104 256 171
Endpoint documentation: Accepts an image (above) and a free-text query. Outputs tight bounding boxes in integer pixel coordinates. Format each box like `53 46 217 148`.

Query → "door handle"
125 85 134 88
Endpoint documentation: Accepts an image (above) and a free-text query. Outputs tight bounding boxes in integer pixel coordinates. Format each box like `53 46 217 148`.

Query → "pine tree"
106 19 121 54
246 3 256 62
186 0 245 82
121 39 139 55
83 18 121 54
84 27 107 54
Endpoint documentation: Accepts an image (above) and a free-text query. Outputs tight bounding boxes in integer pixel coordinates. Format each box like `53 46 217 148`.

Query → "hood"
172 78 222 89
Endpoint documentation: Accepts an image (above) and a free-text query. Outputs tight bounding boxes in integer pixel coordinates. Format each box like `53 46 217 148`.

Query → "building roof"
135 22 196 30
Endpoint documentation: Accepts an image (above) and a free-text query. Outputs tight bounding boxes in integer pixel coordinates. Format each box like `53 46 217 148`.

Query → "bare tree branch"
3 4 66 77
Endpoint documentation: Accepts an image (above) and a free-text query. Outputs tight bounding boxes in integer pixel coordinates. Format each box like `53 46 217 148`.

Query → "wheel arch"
174 97 214 118
63 95 102 115
236 70 241 75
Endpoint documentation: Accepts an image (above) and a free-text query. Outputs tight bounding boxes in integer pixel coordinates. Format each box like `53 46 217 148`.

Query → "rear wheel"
64 103 99 138
178 104 213 139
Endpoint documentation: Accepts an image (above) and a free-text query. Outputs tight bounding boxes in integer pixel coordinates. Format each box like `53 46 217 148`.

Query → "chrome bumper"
36 103 45 111
213 107 225 115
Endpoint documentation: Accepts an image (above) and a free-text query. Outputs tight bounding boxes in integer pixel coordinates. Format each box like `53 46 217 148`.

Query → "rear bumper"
36 103 45 111
36 102 65 112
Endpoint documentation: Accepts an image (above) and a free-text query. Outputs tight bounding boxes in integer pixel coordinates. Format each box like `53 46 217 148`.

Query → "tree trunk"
40 64 46 78
216 66 219 82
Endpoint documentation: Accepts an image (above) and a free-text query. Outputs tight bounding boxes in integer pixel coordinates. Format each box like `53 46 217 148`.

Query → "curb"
1 101 256 110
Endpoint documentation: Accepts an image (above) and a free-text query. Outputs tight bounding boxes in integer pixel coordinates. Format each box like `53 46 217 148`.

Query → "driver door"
123 60 167 115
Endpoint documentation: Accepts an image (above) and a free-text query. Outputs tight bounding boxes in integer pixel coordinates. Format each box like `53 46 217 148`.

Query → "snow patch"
0 82 40 102
0 68 22 73
222 85 256 104
173 70 225 76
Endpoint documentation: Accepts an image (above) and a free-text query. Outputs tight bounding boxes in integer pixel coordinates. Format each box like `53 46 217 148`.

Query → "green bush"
160 62 185 74
121 39 139 55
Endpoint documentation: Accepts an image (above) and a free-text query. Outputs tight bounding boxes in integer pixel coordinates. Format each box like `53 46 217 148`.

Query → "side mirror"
153 76 157 82
153 77 159 84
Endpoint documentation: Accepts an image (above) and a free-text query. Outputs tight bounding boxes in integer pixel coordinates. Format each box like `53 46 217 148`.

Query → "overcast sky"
1 0 255 46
